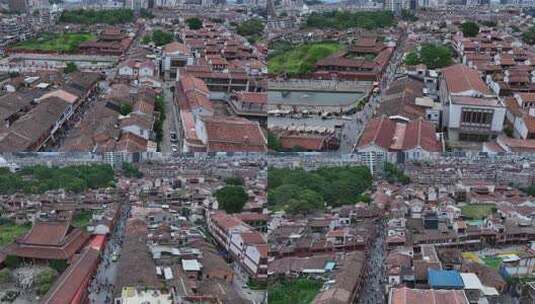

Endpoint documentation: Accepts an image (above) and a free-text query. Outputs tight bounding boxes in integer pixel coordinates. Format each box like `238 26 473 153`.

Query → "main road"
357 219 387 304
87 203 130 304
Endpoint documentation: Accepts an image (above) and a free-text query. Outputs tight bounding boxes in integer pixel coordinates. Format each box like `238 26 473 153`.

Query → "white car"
171 144 178 152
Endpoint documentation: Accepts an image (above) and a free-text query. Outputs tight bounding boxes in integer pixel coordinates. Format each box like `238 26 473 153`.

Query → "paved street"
87 204 130 304
358 220 386 304
160 83 180 153
347 30 407 153
339 96 379 152
231 266 267 304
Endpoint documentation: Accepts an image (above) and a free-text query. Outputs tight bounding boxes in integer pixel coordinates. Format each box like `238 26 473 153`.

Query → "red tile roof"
442 64 491 95
178 75 213 112
41 247 100 304
163 42 191 55
389 287 469 304
115 132 148 152
401 118 442 152
203 117 266 152
357 115 397 150
7 228 90 260
20 221 70 246
237 212 268 222
211 212 243 231
357 116 442 152
234 92 267 104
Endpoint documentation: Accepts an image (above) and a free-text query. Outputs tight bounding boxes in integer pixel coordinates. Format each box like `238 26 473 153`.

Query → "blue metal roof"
324 261 336 272
427 269 464 289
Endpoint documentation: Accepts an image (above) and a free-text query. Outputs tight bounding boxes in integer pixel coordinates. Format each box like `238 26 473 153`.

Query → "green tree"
404 44 452 69
186 17 202 30
419 44 452 69
224 176 244 186
49 260 68 273
151 29 174 46
358 193 372 204
65 62 78 74
59 9 134 25
4 256 21 269
523 186 535 196
0 269 12 284
268 166 372 212
141 35 151 44
35 268 58 295
504 126 514 137
404 52 419 66
268 184 304 206
284 189 324 214
154 94 165 146
122 162 143 178
480 20 497 27
237 18 265 37
0 164 115 195
215 185 248 214
119 103 133 116
523 27 535 45
385 163 411 185
268 131 281 151
304 11 395 30
461 21 480 37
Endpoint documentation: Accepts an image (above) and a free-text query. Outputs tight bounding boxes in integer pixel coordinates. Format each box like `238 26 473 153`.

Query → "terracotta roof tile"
442 64 491 95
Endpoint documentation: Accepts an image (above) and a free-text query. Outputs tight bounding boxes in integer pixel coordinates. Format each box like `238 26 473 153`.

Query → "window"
459 133 489 142
460 108 493 128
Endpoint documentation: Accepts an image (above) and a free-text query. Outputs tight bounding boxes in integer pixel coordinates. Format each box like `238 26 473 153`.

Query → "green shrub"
0 268 12 284
4 256 21 269
35 267 58 295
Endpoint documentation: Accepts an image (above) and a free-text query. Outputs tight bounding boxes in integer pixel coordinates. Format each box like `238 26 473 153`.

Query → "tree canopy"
461 21 480 37
404 43 453 69
224 176 244 186
119 103 133 116
268 131 282 151
65 62 78 74
236 18 265 37
186 17 203 30
268 166 372 214
480 20 497 27
384 163 410 185
59 9 134 25
122 162 143 178
523 27 535 45
304 11 395 30
35 268 58 295
151 29 174 46
522 185 535 196
0 164 115 194
215 185 248 214
154 94 165 145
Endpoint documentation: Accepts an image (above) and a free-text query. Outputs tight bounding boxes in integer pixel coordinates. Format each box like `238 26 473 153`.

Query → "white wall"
514 118 529 139
122 125 150 140
448 103 505 132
